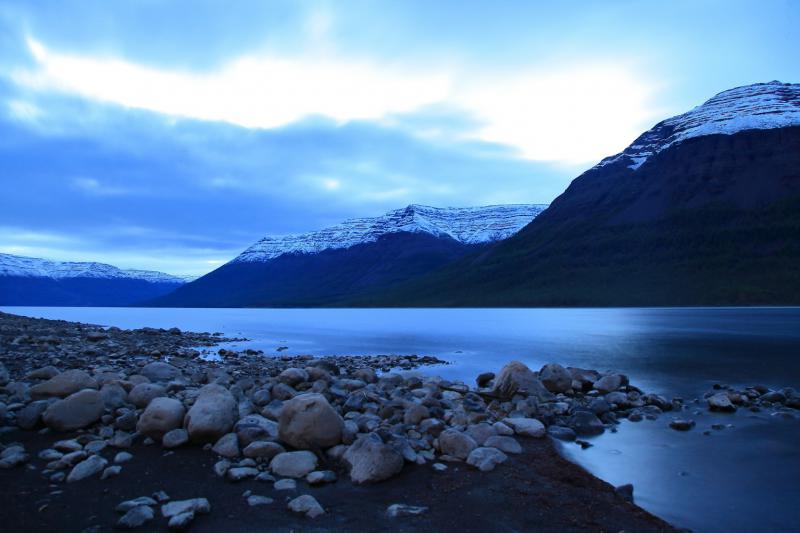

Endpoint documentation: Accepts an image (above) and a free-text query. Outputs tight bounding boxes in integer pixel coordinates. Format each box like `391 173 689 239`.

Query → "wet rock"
17 400 49 430
466 446 508 472
167 511 195 530
117 496 158 513
669 419 695 431
502 417 546 438
114 451 133 463
30 370 98 399
278 393 344 449
387 504 429 517
547 425 577 441
185 384 237 442
403 403 430 425
212 433 240 458
67 455 108 482
287 494 325 518
234 414 278 446
247 495 273 507
465 422 497 446
227 467 259 481
117 505 154 529
493 361 553 400
161 498 211 518
162 428 189 449
25 366 60 380
483 435 522 454
539 363 573 393
708 393 736 412
476 372 495 388
136 397 185 440
43 389 105 431
141 362 181 383
243 441 285 461
101 465 122 479
128 383 167 408
344 433 405 484
278 368 308 386
270 451 318 478
570 411 605 436
615 483 634 502
594 374 625 394
438 429 478 459
100 383 128 409
274 478 297 491
306 470 337 485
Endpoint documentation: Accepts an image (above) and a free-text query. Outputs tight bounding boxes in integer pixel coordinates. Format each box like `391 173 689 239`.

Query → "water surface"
4 306 800 532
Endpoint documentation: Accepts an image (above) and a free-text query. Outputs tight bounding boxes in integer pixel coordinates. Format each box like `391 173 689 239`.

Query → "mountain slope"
0 253 188 306
153 204 546 307
366 81 800 306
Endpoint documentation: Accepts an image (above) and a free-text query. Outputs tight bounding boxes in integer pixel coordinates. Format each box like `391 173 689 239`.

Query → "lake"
3 306 800 532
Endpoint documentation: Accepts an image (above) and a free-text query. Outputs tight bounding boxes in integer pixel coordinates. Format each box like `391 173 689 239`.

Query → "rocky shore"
9 310 788 531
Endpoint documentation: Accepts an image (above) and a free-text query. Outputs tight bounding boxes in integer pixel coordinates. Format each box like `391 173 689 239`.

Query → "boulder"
30 370 97 399
162 428 190 448
243 441 285 461
502 417 546 438
270 451 318 478
99 383 128 409
128 383 167 408
708 393 736 412
234 414 279 446
185 384 237 442
278 368 308 386
136 397 186 440
67 455 108 482
287 495 325 518
17 400 50 429
212 433 240 458
570 411 605 436
278 393 344 449
539 363 573 393
161 498 211 518
43 389 105 431
438 429 478 459
594 374 625 394
140 362 181 383
466 447 508 472
483 435 522 454
343 434 404 484
493 361 553 400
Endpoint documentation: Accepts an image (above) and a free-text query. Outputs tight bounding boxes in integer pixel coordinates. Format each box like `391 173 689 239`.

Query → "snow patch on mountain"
234 204 548 262
0 253 189 283
597 81 800 171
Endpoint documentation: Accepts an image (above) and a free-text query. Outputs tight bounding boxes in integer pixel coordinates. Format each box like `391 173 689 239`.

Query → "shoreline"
1 311 679 531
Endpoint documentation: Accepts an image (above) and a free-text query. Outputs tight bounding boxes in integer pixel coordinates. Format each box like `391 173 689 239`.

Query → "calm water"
4 306 800 532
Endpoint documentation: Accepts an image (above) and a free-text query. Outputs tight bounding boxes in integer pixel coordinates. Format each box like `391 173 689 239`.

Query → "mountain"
367 81 800 306
0 253 189 306
152 204 547 307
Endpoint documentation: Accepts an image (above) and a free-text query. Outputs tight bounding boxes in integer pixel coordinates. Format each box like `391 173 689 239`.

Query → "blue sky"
1 0 798 275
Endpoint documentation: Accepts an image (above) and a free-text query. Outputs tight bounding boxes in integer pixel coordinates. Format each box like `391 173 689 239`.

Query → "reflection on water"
4 306 800 532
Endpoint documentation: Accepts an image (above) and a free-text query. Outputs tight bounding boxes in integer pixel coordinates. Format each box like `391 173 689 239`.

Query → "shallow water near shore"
4 306 800 532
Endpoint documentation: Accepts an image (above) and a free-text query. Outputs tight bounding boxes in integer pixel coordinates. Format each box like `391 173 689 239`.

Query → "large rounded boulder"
493 361 553 401
42 389 104 431
140 362 181 383
137 397 186 439
30 370 98 399
343 433 404 484
278 393 344 449
184 384 237 442
539 363 573 393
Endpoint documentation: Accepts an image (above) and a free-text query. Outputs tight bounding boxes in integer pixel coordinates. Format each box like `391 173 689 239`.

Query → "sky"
0 0 798 276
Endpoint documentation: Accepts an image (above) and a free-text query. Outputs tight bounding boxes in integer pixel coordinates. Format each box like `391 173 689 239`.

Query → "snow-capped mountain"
153 203 548 307
0 253 189 283
598 81 800 170
234 204 548 262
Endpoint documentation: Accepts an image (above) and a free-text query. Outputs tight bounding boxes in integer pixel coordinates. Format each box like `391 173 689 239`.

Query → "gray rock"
162 428 189 449
100 383 128 409
466 447 508 472
387 504 429 517
0 363 8 386
167 511 195 530
242 440 285 461
270 451 318 478
274 478 297 491
570 411 605 436
344 433 404 483
278 368 308 386
212 433 240 458
476 372 495 388
615 483 634 502
539 363 573 393
128 383 167 408
594 374 624 394
226 467 259 481
30 370 97 399
403 403 430 425
547 425 577 441
669 419 695 431
247 495 274 506
117 497 158 513
306 470 337 485
43 389 105 431
117 505 154 529
708 393 737 412
16 400 50 429
493 361 553 400
67 455 108 482
466 423 497 446
141 362 181 383
136 397 186 440
438 429 478 459
185 384 237 442
25 365 60 380
483 435 522 454
234 414 278 446
114 451 133 463
502 417 546 438
278 393 344 449
161 498 211 518
287 494 325 518
101 465 122 479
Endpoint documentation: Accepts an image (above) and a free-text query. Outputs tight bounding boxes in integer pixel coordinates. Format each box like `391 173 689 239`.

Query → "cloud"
11 36 660 164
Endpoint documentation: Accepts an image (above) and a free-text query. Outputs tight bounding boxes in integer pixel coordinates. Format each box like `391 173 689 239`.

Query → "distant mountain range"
0 253 189 306
367 81 800 306
151 204 547 307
